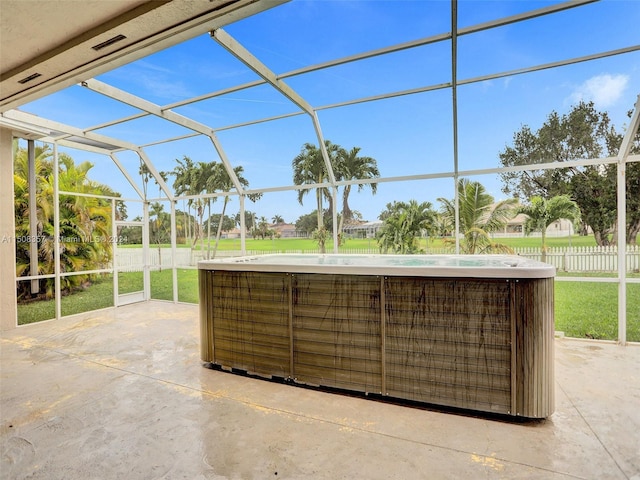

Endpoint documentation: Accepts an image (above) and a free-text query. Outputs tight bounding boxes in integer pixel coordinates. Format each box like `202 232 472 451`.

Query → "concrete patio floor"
1 301 639 480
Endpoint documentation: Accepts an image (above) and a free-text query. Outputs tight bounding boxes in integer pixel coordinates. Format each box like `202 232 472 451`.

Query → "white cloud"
568 74 629 108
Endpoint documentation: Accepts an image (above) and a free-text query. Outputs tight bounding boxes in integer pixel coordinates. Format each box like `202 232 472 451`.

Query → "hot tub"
198 254 555 418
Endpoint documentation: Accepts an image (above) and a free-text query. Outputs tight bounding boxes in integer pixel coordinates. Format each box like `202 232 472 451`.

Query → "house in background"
343 221 383 238
493 213 576 238
270 223 300 238
222 228 243 239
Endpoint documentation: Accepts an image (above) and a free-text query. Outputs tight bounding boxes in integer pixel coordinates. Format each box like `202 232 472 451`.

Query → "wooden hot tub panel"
199 270 554 418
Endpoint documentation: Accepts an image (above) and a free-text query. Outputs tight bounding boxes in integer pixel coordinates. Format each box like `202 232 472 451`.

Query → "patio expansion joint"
556 381 629 479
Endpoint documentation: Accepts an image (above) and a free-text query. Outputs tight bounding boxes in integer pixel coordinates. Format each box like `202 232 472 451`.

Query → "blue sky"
21 0 640 224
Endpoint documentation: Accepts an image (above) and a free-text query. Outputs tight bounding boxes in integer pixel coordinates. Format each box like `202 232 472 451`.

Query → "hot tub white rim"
198 254 556 279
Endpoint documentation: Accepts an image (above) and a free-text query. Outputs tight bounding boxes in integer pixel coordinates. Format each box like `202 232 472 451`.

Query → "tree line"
499 101 639 246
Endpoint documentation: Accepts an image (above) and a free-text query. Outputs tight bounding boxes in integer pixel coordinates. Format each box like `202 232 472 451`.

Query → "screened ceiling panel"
284 42 452 107
93 114 197 147
458 0 571 26
214 114 315 190
315 90 454 179
142 135 219 183
225 1 452 71
457 51 640 172
20 84 143 130
173 83 303 130
457 1 640 80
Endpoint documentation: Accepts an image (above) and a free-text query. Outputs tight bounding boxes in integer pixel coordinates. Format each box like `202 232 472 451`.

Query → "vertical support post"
617 160 626 346
509 279 517 415
53 143 61 319
240 194 246 255
112 198 119 307
171 200 178 303
27 139 39 294
143 201 150 301
0 127 17 330
332 185 339 253
615 95 640 345
380 276 386 396
288 274 294 379
450 0 460 255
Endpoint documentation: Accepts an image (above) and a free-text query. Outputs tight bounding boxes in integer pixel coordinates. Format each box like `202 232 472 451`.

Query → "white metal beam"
4 108 173 199
136 148 173 200
110 153 145 200
81 78 244 194
211 27 338 227
211 28 314 115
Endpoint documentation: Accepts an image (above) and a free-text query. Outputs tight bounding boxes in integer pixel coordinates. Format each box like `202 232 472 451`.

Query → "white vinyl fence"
114 245 640 273
511 246 640 272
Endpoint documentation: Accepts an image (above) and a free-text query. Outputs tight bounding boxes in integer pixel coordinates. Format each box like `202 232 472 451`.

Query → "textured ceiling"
0 0 286 111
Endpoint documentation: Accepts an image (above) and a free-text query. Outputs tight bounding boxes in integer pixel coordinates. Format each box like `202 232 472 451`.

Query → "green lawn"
555 281 640 340
17 269 199 325
151 234 599 253
150 268 199 304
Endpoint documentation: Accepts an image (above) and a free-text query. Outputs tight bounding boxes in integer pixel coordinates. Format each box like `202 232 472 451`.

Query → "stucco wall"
0 127 17 330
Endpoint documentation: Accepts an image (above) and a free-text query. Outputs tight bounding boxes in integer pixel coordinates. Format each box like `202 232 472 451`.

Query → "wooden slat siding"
384 277 512 414
213 329 290 348
292 273 382 393
380 276 387 395
385 383 509 412
513 277 554 418
211 271 290 377
385 364 510 390
509 280 517 415
384 350 511 374
288 274 294 378
199 269 554 418
199 269 214 362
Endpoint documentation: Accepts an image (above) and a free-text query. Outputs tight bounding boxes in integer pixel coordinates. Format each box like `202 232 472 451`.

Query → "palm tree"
14 145 113 299
292 140 342 253
208 163 253 259
171 156 199 247
438 179 518 254
272 214 284 224
376 200 436 254
335 146 380 234
206 162 262 257
292 141 341 230
195 161 217 258
518 195 581 262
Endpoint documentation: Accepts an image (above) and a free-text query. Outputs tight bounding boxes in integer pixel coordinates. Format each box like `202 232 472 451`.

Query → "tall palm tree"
171 156 198 247
208 163 254 259
292 140 341 232
519 195 581 262
335 146 380 234
272 214 284 224
438 179 518 254
195 161 217 258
